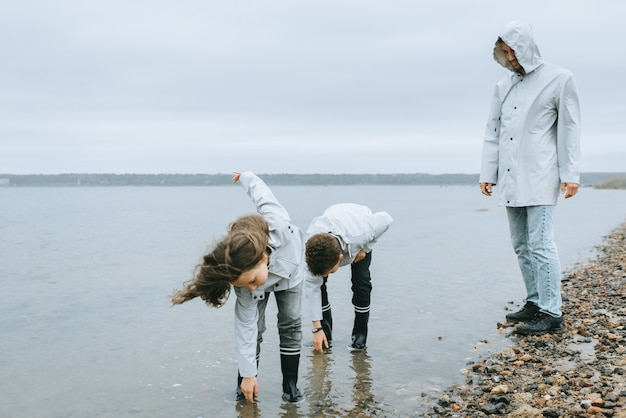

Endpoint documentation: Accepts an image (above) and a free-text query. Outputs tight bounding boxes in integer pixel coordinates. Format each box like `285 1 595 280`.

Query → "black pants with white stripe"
351 251 372 313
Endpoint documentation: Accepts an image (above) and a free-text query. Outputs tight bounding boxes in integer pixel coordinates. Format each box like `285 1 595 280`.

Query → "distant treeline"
594 176 626 190
0 172 624 188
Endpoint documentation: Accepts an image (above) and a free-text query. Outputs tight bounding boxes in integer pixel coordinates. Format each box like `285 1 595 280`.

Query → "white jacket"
232 172 304 378
480 20 581 207
304 203 393 321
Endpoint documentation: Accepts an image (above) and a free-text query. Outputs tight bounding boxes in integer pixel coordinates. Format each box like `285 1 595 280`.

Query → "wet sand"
426 221 626 417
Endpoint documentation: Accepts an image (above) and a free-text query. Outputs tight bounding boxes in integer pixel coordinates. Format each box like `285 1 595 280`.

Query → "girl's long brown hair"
170 214 269 308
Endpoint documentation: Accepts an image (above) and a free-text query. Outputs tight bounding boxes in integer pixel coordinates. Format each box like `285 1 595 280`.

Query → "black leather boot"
514 312 564 335
505 301 540 323
350 310 369 351
280 354 303 403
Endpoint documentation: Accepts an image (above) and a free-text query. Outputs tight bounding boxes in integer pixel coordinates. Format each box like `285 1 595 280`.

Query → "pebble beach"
427 221 626 417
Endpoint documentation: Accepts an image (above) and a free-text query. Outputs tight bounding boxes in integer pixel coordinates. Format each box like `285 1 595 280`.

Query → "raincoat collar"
493 20 543 75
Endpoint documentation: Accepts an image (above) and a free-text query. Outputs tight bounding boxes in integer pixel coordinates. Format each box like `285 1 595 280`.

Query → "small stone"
547 386 561 396
493 396 511 407
491 384 509 394
507 405 542 418
500 347 516 359
438 394 451 407
511 392 533 405
431 405 447 414
479 403 498 415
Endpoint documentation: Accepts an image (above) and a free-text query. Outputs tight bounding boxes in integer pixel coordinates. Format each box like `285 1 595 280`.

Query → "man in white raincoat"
479 20 581 335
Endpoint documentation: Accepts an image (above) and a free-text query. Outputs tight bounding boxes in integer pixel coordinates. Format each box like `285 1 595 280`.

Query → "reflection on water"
236 400 262 418
232 351 385 417
303 350 390 417
305 353 337 416
232 348 387 417
346 352 385 417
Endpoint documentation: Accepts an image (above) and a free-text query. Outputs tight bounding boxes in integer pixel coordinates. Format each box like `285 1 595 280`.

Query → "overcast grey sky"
1 0 624 174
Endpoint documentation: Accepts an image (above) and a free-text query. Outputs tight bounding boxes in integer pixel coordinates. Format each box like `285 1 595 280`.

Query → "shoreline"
426 221 626 417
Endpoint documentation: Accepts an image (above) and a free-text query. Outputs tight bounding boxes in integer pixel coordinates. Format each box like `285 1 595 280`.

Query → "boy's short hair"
305 233 342 276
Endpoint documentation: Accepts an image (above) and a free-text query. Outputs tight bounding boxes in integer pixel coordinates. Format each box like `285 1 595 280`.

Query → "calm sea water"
1 185 625 418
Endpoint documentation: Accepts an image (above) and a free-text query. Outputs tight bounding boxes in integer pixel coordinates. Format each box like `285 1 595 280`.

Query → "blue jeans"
506 206 562 317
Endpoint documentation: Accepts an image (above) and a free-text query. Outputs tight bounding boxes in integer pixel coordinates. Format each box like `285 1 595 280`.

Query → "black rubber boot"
349 310 369 351
321 277 333 347
321 308 333 347
235 372 245 401
280 354 303 403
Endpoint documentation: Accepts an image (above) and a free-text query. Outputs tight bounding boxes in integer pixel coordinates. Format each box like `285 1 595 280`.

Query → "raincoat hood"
493 20 543 74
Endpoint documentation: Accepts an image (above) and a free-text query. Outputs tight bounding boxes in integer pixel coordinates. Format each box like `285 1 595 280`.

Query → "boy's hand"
240 376 258 403
232 171 241 183
313 331 329 354
353 250 367 263
561 182 579 199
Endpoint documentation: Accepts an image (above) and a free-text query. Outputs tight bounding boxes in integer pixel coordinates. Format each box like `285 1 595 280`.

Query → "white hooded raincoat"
480 20 581 207
304 204 393 321
232 172 304 378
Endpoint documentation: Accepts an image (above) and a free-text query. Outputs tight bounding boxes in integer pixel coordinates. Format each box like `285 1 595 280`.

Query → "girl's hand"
232 172 241 183
240 376 258 403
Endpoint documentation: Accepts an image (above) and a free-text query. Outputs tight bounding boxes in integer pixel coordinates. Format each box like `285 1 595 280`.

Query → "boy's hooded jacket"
304 203 393 321
480 20 581 207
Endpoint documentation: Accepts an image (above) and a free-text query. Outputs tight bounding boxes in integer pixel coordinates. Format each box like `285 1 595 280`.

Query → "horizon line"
1 171 625 176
